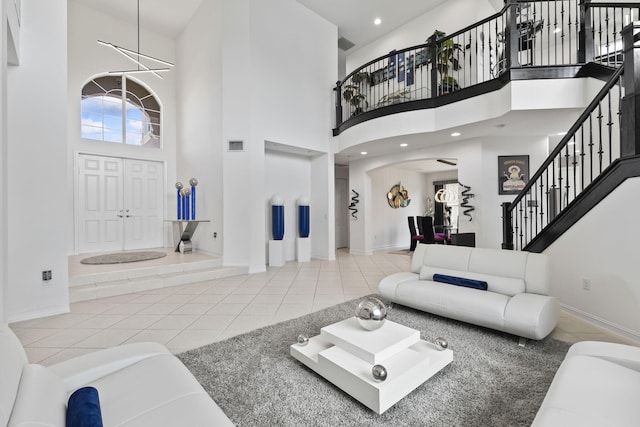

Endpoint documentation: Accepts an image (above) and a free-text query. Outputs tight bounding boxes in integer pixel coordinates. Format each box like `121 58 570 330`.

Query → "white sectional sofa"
533 341 640 426
379 243 559 340
1 323 233 427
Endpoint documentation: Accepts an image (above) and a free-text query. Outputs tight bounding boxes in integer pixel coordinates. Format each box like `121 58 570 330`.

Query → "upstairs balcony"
333 0 638 137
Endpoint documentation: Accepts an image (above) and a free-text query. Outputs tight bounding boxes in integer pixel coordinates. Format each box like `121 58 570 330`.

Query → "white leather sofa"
1 323 234 427
379 243 559 340
533 341 640 426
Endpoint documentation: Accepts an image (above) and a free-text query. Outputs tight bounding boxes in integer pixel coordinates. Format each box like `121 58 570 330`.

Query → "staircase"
69 256 248 303
502 22 640 251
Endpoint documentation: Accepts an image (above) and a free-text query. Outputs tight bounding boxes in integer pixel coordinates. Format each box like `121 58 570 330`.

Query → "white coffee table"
290 317 453 414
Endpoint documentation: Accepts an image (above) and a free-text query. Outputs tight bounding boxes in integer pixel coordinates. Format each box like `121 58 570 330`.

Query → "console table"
167 220 209 253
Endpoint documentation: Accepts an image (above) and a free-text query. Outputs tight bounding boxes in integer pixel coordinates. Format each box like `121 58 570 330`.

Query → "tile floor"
9 249 637 366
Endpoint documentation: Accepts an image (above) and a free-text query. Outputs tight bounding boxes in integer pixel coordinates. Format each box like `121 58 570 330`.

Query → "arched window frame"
81 75 161 148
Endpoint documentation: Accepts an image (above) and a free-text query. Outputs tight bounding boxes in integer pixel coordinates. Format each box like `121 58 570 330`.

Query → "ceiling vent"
338 37 355 51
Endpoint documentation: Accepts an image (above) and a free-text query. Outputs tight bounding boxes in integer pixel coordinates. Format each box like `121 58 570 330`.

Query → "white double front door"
77 154 164 253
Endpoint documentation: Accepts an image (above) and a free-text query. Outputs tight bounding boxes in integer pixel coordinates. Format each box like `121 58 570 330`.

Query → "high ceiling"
72 1 576 171
71 0 435 46
72 0 205 38
296 0 448 53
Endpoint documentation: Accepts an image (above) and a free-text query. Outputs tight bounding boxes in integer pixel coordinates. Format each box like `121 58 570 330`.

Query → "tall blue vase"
298 205 310 238
272 205 284 240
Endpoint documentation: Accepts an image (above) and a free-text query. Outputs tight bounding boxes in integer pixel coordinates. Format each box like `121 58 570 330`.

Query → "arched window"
81 75 161 148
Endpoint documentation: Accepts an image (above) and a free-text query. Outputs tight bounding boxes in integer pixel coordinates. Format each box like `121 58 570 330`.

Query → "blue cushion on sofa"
433 274 488 290
67 386 103 427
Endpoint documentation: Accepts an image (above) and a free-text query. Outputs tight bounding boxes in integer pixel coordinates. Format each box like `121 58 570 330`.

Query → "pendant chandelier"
97 0 174 79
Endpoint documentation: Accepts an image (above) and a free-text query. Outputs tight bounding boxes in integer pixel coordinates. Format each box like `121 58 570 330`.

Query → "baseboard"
8 305 70 324
560 303 640 345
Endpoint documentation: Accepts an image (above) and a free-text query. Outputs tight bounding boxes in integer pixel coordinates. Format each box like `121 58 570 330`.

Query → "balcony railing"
333 0 639 135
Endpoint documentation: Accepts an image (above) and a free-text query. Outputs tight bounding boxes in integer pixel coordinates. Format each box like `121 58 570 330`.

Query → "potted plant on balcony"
342 71 371 116
427 30 463 94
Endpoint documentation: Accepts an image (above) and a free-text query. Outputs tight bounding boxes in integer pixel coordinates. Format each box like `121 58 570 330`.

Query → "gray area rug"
80 251 167 265
178 297 570 427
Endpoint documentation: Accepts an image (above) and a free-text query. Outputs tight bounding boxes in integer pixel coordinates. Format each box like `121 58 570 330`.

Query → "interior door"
123 159 164 250
77 154 164 253
78 155 124 253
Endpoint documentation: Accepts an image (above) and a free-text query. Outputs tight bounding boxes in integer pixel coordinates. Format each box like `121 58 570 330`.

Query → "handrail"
502 62 625 250
508 64 624 208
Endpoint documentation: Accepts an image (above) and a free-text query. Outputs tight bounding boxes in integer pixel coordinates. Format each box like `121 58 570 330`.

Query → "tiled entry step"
69 258 248 303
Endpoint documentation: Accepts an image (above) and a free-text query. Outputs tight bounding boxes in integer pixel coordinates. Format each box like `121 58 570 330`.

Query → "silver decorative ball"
183 188 191 197
175 182 184 190
434 337 448 351
189 178 198 186
355 297 388 331
372 365 387 382
297 334 309 346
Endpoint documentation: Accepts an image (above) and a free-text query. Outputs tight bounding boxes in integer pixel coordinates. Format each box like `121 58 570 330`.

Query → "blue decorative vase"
271 195 285 240
298 205 310 237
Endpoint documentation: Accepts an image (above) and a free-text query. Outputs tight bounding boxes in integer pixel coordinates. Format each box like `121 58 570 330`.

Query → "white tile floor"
9 249 637 366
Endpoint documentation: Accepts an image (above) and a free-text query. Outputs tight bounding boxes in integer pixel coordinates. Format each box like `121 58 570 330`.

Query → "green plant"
427 30 463 93
342 71 371 115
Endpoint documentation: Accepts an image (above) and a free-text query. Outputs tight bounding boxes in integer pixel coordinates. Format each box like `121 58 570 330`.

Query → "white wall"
369 166 427 250
346 0 496 75
264 151 311 261
545 178 640 341
215 0 337 271
67 1 178 254
1 0 8 320
6 0 68 321
177 0 337 271
176 0 223 256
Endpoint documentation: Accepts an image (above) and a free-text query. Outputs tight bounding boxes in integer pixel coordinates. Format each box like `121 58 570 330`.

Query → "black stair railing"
334 0 640 135
502 21 640 250
501 64 624 250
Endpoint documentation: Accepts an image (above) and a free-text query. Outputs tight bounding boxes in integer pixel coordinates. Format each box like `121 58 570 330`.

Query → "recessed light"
400 143 408 147
374 18 382 26
553 28 562 33
556 132 567 136
451 132 461 137
361 151 368 155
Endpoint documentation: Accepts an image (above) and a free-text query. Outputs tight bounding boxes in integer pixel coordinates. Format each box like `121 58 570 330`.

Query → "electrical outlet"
42 270 52 281
213 232 217 238
582 278 591 290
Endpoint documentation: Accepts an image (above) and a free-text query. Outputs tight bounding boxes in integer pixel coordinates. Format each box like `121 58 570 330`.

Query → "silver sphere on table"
355 297 388 331
189 178 198 186
372 364 388 382
434 337 448 351
297 334 309 346
175 182 184 190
